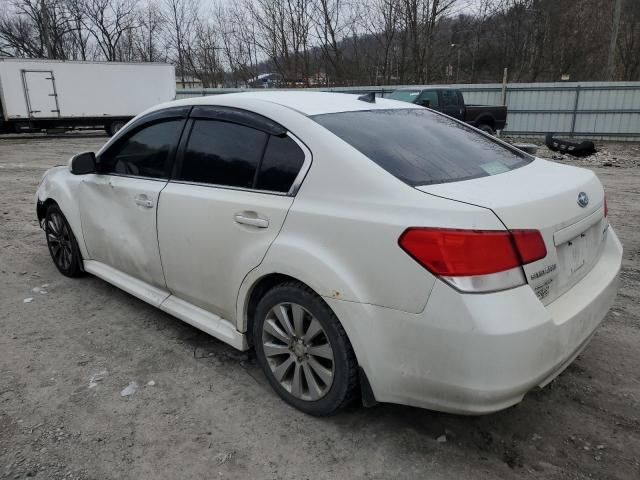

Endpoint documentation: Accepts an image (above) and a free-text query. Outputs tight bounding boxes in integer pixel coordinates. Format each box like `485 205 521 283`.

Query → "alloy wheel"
46 212 73 271
261 302 335 401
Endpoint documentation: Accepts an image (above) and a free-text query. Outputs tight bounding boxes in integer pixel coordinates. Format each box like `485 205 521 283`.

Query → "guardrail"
176 82 640 140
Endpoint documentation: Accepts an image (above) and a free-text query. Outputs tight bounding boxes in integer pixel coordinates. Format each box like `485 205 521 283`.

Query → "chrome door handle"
234 213 269 228
134 195 154 208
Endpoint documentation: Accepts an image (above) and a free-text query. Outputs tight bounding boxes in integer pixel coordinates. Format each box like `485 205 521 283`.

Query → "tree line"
1 0 638 87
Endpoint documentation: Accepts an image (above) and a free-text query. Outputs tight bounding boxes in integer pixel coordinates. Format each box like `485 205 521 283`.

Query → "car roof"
166 91 422 116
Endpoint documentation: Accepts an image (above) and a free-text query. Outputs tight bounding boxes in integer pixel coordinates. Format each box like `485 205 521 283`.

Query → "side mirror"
418 99 431 108
70 152 96 175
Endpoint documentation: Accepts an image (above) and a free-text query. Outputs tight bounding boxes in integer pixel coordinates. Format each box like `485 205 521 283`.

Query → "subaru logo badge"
577 192 589 208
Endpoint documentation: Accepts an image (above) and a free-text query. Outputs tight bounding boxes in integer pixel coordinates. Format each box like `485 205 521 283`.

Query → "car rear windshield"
312 109 532 186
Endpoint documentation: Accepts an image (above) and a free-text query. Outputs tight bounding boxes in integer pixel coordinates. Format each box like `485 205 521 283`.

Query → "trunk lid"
417 159 608 305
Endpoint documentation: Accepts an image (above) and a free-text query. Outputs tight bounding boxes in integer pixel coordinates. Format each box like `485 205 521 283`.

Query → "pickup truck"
388 88 507 134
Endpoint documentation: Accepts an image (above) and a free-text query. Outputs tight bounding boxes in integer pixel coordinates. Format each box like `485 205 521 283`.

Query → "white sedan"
36 92 622 416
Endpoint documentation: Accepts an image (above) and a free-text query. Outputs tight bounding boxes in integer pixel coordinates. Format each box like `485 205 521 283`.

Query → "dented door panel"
78 174 167 289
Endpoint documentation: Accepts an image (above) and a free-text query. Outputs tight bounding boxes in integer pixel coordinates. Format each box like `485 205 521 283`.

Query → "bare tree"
81 0 138 61
135 2 164 62
162 0 197 87
311 0 351 84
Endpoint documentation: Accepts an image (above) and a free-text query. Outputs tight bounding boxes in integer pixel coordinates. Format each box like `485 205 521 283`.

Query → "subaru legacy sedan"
36 92 622 416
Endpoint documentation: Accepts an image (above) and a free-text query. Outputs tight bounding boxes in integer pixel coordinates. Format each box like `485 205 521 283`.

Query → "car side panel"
234 119 507 328
78 174 168 289
157 183 293 320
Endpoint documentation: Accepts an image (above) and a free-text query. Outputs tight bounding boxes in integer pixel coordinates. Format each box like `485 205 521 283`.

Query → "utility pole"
41 0 52 58
606 0 622 80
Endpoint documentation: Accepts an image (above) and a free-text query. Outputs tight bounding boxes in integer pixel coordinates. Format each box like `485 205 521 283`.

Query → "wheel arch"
241 271 374 407
236 247 364 339
37 168 89 259
37 197 58 223
474 114 495 129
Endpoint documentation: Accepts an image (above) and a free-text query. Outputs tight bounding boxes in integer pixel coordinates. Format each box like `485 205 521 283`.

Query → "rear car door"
78 108 188 290
438 89 464 120
157 106 309 320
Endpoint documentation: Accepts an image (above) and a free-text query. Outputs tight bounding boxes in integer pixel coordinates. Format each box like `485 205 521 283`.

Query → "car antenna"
358 92 376 103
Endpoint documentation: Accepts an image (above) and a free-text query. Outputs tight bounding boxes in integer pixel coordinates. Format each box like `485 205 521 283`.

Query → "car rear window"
312 109 531 186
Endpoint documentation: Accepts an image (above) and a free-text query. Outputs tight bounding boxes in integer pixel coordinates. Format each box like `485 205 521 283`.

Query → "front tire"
44 204 83 277
253 282 358 416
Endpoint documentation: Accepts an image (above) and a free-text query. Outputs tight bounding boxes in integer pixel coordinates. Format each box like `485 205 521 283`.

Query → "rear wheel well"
245 273 300 346
476 116 495 129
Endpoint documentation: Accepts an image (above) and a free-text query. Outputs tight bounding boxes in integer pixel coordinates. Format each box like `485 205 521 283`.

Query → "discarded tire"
545 133 596 157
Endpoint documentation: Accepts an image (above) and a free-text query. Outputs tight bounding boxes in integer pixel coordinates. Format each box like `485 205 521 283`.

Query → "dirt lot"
1 134 639 480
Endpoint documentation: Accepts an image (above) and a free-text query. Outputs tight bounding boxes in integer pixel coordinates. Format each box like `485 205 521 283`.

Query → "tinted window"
312 109 531 186
179 120 267 188
99 120 183 178
256 135 305 192
441 90 460 107
387 90 421 103
418 90 439 107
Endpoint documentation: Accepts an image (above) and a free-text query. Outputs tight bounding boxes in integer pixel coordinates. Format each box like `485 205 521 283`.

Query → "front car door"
78 108 188 290
157 106 310 320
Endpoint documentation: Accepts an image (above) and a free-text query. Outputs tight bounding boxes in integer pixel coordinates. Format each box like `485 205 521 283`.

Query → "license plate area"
555 221 606 289
567 234 588 275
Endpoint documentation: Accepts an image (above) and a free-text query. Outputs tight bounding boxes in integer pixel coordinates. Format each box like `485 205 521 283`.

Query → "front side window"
417 90 439 107
178 120 268 188
98 120 183 178
312 109 531 186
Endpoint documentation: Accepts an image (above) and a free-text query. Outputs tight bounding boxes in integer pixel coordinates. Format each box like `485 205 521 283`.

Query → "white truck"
0 58 175 135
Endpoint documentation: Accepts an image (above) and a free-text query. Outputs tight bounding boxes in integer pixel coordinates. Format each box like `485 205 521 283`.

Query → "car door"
78 108 187 290
439 89 464 120
157 106 310 320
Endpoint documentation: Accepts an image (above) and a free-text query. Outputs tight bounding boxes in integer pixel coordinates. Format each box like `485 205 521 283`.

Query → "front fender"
36 166 88 259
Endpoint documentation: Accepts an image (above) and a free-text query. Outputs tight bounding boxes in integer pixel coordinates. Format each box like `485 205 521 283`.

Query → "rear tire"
44 204 83 277
478 123 496 135
253 282 358 416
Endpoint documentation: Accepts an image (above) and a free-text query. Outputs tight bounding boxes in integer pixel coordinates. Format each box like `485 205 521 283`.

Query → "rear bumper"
325 228 622 414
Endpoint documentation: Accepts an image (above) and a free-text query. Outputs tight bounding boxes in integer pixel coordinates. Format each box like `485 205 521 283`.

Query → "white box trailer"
0 58 175 135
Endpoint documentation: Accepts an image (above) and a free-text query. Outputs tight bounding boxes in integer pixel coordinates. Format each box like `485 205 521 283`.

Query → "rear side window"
256 135 305 192
312 109 531 186
98 120 183 178
178 120 267 188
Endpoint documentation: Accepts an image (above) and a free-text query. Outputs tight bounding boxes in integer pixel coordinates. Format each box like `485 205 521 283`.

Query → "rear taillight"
511 230 548 264
398 228 546 292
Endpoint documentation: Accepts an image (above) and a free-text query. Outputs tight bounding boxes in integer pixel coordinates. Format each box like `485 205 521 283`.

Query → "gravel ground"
1 134 639 480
